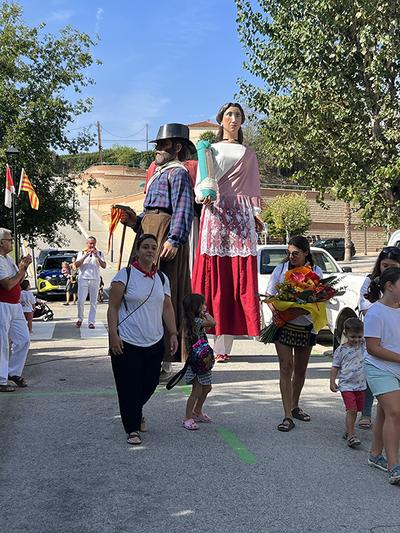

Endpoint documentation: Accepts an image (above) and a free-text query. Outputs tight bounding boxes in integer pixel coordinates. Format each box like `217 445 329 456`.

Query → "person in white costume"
75 236 106 329
0 227 31 391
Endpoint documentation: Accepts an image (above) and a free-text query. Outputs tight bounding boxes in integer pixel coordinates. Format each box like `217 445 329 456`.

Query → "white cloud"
95 7 104 33
49 10 74 22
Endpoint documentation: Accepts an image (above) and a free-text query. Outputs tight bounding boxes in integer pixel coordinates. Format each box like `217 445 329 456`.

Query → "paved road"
1 301 399 533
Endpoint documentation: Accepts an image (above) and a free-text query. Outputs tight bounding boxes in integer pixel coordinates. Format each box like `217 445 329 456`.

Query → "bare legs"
276 341 312 419
345 410 357 437
370 391 400 469
185 379 212 420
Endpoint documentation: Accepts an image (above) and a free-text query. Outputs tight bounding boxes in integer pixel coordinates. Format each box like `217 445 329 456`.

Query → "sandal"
277 417 295 432
127 431 142 445
358 416 372 430
192 412 212 423
0 384 15 392
8 375 27 388
182 418 199 430
215 354 227 363
292 407 311 422
347 435 361 448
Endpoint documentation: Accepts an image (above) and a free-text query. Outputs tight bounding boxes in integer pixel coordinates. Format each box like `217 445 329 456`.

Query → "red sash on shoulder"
0 283 21 304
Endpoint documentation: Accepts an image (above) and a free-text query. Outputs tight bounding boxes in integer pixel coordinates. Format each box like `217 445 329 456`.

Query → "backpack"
188 338 215 374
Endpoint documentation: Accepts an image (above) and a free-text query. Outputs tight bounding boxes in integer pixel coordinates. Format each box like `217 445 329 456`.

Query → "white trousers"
0 302 30 384
214 335 234 356
77 278 100 325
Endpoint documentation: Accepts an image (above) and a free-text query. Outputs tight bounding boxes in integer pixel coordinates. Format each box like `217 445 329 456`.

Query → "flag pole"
5 146 20 263
12 191 18 264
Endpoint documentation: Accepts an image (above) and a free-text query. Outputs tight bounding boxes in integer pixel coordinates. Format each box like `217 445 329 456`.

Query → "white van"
257 245 366 348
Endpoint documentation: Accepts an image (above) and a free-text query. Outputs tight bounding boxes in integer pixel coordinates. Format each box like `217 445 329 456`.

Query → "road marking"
80 321 108 339
217 427 257 465
0 388 117 398
172 384 257 465
31 322 56 341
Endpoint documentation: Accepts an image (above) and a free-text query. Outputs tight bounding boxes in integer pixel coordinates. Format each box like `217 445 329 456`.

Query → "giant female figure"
192 103 262 362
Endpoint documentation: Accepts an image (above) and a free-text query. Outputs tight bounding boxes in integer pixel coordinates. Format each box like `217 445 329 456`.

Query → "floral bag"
188 338 215 374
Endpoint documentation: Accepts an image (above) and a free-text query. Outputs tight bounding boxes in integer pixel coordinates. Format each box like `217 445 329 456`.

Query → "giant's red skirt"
192 252 260 336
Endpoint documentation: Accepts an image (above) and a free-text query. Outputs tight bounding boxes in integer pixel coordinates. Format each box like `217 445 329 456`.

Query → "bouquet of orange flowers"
260 266 344 344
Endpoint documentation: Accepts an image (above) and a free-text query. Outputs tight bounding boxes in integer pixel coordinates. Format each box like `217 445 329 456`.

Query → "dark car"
37 248 78 268
37 254 75 296
314 238 356 261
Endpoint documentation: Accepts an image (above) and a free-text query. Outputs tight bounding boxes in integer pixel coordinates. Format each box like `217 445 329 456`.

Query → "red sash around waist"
0 283 21 304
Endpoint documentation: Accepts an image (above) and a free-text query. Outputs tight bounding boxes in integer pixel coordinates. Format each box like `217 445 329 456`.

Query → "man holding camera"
75 236 106 329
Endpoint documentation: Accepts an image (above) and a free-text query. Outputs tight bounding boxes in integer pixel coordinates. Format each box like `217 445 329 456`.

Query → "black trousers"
111 338 164 434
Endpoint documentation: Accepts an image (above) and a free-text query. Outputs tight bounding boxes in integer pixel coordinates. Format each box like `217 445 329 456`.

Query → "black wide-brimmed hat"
149 123 196 155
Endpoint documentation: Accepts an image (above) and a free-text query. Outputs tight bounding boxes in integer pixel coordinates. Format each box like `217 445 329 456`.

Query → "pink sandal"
182 418 199 430
192 412 212 423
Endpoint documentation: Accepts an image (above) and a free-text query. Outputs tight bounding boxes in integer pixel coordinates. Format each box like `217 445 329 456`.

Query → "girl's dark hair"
182 293 205 348
343 317 363 334
20 279 30 290
365 247 400 302
215 102 245 144
284 235 314 268
378 266 400 293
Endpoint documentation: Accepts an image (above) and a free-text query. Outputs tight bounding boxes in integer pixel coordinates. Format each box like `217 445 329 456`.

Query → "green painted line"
178 385 192 396
217 426 257 465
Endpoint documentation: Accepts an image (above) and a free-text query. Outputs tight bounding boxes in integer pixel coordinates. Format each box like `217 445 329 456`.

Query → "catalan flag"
18 168 39 210
108 205 123 252
4 164 15 208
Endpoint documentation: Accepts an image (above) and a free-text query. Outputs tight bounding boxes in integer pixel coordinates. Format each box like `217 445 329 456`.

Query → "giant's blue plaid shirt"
144 167 194 247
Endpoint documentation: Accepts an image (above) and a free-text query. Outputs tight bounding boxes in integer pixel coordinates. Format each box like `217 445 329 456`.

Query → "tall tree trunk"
344 203 352 262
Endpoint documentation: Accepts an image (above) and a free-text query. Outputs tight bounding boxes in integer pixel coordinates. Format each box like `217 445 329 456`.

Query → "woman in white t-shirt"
20 279 36 333
107 234 179 446
364 267 400 485
357 246 400 429
266 236 323 432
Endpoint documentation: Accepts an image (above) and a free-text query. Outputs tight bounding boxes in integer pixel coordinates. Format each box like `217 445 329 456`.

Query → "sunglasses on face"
287 251 304 258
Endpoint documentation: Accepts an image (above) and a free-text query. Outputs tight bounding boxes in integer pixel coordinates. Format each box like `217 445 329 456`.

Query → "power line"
100 125 146 139
65 123 95 133
102 139 149 142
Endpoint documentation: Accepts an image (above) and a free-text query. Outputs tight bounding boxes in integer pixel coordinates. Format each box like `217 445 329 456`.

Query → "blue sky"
18 0 253 152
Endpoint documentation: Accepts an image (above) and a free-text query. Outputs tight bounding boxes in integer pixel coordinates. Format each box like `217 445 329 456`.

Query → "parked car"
388 230 400 248
37 253 76 296
37 248 78 269
313 238 356 261
257 245 365 349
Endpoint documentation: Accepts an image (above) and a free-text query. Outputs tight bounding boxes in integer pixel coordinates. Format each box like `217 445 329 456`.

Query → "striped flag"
108 206 123 252
18 168 39 210
4 164 15 208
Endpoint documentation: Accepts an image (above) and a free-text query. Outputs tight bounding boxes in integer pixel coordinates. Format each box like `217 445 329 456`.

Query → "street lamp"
5 145 20 263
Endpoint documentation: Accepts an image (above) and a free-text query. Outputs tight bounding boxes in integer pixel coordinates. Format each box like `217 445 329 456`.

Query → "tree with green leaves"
261 193 311 242
0 1 98 244
199 130 217 144
236 0 400 258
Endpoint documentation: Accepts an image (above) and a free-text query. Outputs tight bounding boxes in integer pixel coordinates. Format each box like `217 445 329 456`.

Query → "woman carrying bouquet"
266 236 323 432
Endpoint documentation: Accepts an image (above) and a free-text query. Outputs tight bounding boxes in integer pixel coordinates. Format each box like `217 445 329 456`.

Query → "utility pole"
145 123 149 151
97 121 103 163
